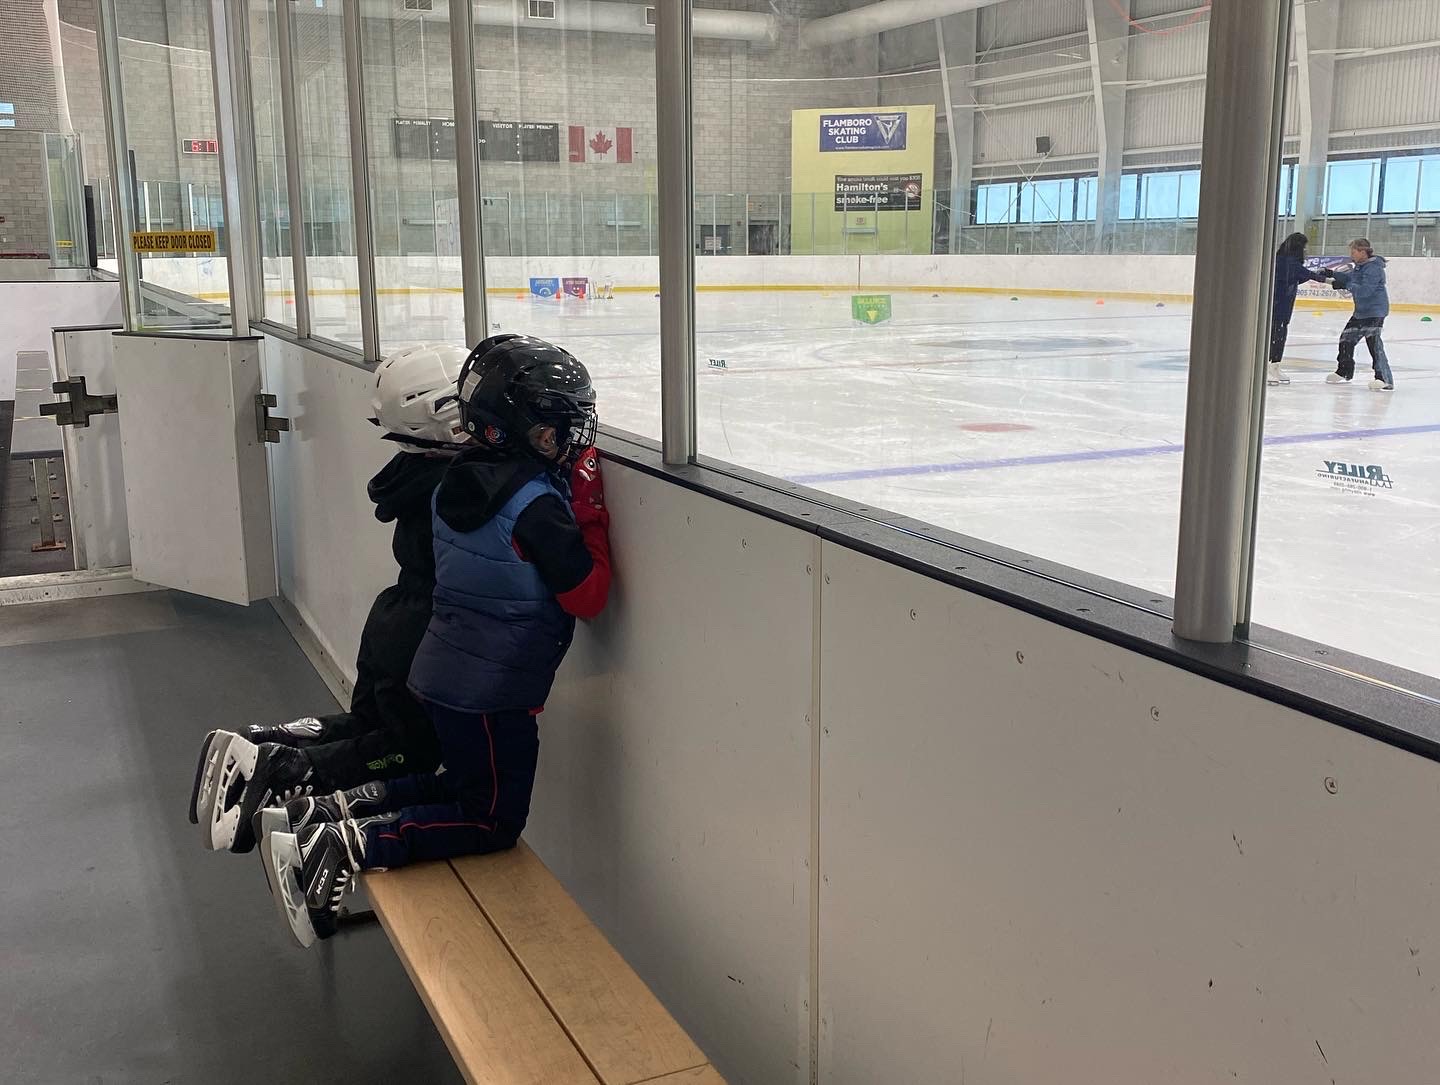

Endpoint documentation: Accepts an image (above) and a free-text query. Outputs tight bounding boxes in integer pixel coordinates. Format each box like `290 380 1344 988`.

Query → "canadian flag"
568 126 633 164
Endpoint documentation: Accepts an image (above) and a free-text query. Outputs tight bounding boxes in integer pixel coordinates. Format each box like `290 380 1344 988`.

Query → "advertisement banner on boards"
562 277 589 299
529 277 560 299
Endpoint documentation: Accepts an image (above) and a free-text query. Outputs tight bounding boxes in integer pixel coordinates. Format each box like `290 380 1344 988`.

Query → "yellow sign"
55 239 74 249
131 229 217 253
790 106 935 255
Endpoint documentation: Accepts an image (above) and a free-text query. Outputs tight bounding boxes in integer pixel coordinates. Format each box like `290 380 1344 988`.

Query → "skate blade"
189 730 229 824
203 736 259 851
192 731 238 832
261 831 317 949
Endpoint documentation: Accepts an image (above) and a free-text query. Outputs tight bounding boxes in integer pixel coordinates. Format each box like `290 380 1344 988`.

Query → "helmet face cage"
513 381 598 468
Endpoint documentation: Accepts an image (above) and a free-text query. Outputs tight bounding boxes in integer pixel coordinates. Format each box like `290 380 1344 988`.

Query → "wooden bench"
363 843 727 1085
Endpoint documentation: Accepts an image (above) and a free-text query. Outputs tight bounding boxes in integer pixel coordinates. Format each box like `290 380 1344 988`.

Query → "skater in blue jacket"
1324 238 1394 390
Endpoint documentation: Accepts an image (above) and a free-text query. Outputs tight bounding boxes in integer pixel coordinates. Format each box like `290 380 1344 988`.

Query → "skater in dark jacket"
1267 232 1327 387
258 335 614 947
191 344 468 854
1324 238 1394 390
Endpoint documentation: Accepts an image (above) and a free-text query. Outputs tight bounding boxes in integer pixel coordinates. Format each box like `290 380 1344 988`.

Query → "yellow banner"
790 106 935 255
131 230 217 253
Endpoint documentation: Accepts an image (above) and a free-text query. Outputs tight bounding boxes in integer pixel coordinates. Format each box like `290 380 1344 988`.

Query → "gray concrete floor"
0 590 465 1085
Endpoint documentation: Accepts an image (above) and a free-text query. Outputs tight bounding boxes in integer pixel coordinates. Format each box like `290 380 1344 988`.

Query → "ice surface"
379 287 1440 682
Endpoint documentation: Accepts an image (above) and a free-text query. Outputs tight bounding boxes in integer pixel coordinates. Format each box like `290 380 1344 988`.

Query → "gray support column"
1085 0 1130 251
1292 0 1338 238
935 11 976 252
1173 0 1293 643
94 0 140 328
273 0 311 339
450 0 488 345
207 0 252 334
341 0 380 360
656 0 696 465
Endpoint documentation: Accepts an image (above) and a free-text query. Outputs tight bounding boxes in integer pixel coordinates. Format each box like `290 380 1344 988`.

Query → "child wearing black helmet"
258 334 613 947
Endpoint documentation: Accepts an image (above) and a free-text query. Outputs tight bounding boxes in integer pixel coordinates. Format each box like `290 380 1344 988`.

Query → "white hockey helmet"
369 343 468 451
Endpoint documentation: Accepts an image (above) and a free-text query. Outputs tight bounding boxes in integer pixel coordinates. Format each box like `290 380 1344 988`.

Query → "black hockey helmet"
456 334 597 467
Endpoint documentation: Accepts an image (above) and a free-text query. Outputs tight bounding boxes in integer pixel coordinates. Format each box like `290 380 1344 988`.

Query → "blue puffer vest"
408 474 575 712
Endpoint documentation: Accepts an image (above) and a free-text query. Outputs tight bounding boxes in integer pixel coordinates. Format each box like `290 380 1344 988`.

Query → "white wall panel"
1338 0 1440 49
1128 22 1207 82
817 542 1440 1085
1333 51 1440 134
529 467 816 1085
262 335 395 682
1125 80 1207 150
978 0 1085 51
113 335 276 605
975 97 1098 163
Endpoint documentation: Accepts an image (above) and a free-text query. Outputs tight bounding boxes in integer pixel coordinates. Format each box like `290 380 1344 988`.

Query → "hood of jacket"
434 447 552 534
368 451 451 524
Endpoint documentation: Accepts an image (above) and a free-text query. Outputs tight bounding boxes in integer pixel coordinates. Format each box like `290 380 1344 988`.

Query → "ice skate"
189 730 238 825
1326 372 1351 384
253 780 391 847
1369 378 1394 391
200 738 316 854
261 817 384 948
1266 362 1289 386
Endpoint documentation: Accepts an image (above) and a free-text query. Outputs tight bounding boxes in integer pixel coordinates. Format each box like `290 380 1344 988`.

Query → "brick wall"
0 131 53 256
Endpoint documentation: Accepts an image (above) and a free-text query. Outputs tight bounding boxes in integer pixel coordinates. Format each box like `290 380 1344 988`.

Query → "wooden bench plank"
451 844 712 1085
638 1065 728 1084
364 862 601 1085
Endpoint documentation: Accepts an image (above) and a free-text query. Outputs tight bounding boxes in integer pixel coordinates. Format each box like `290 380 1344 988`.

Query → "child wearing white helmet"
190 343 470 855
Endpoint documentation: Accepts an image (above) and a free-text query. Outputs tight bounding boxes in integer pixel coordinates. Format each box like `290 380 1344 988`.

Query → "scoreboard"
479 121 560 163
393 118 561 162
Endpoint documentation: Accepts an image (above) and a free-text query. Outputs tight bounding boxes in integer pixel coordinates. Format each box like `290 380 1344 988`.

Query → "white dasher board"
112 333 277 605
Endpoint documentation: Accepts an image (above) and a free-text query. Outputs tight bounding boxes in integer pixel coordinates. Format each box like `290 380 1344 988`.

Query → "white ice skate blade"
203 735 259 851
261 831 317 949
189 730 232 825
257 806 289 844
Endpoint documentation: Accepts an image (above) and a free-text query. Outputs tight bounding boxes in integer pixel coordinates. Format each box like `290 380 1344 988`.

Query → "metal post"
614 192 621 256
207 0 252 332
579 192 586 256
222 0 264 321
274 0 311 337
1173 0 1293 643
743 195 749 255
94 0 141 327
655 0 696 465
341 0 379 359
544 191 552 256
1411 158 1424 256
711 193 718 253
449 0 487 344
1363 159 1376 242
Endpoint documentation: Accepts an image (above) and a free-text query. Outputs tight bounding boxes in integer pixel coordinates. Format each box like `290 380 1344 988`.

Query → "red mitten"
569 446 608 527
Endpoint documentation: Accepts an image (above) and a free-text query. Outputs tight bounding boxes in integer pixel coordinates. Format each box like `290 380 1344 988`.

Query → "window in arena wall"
692 0 1215 605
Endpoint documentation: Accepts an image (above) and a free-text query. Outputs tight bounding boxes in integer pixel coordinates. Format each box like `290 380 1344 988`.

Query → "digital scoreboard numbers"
181 138 219 155
478 121 560 163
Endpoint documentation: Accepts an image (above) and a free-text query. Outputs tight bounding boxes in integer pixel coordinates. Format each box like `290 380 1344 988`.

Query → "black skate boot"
200 738 317 854
241 717 325 747
261 816 392 948
188 719 324 824
252 780 392 848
